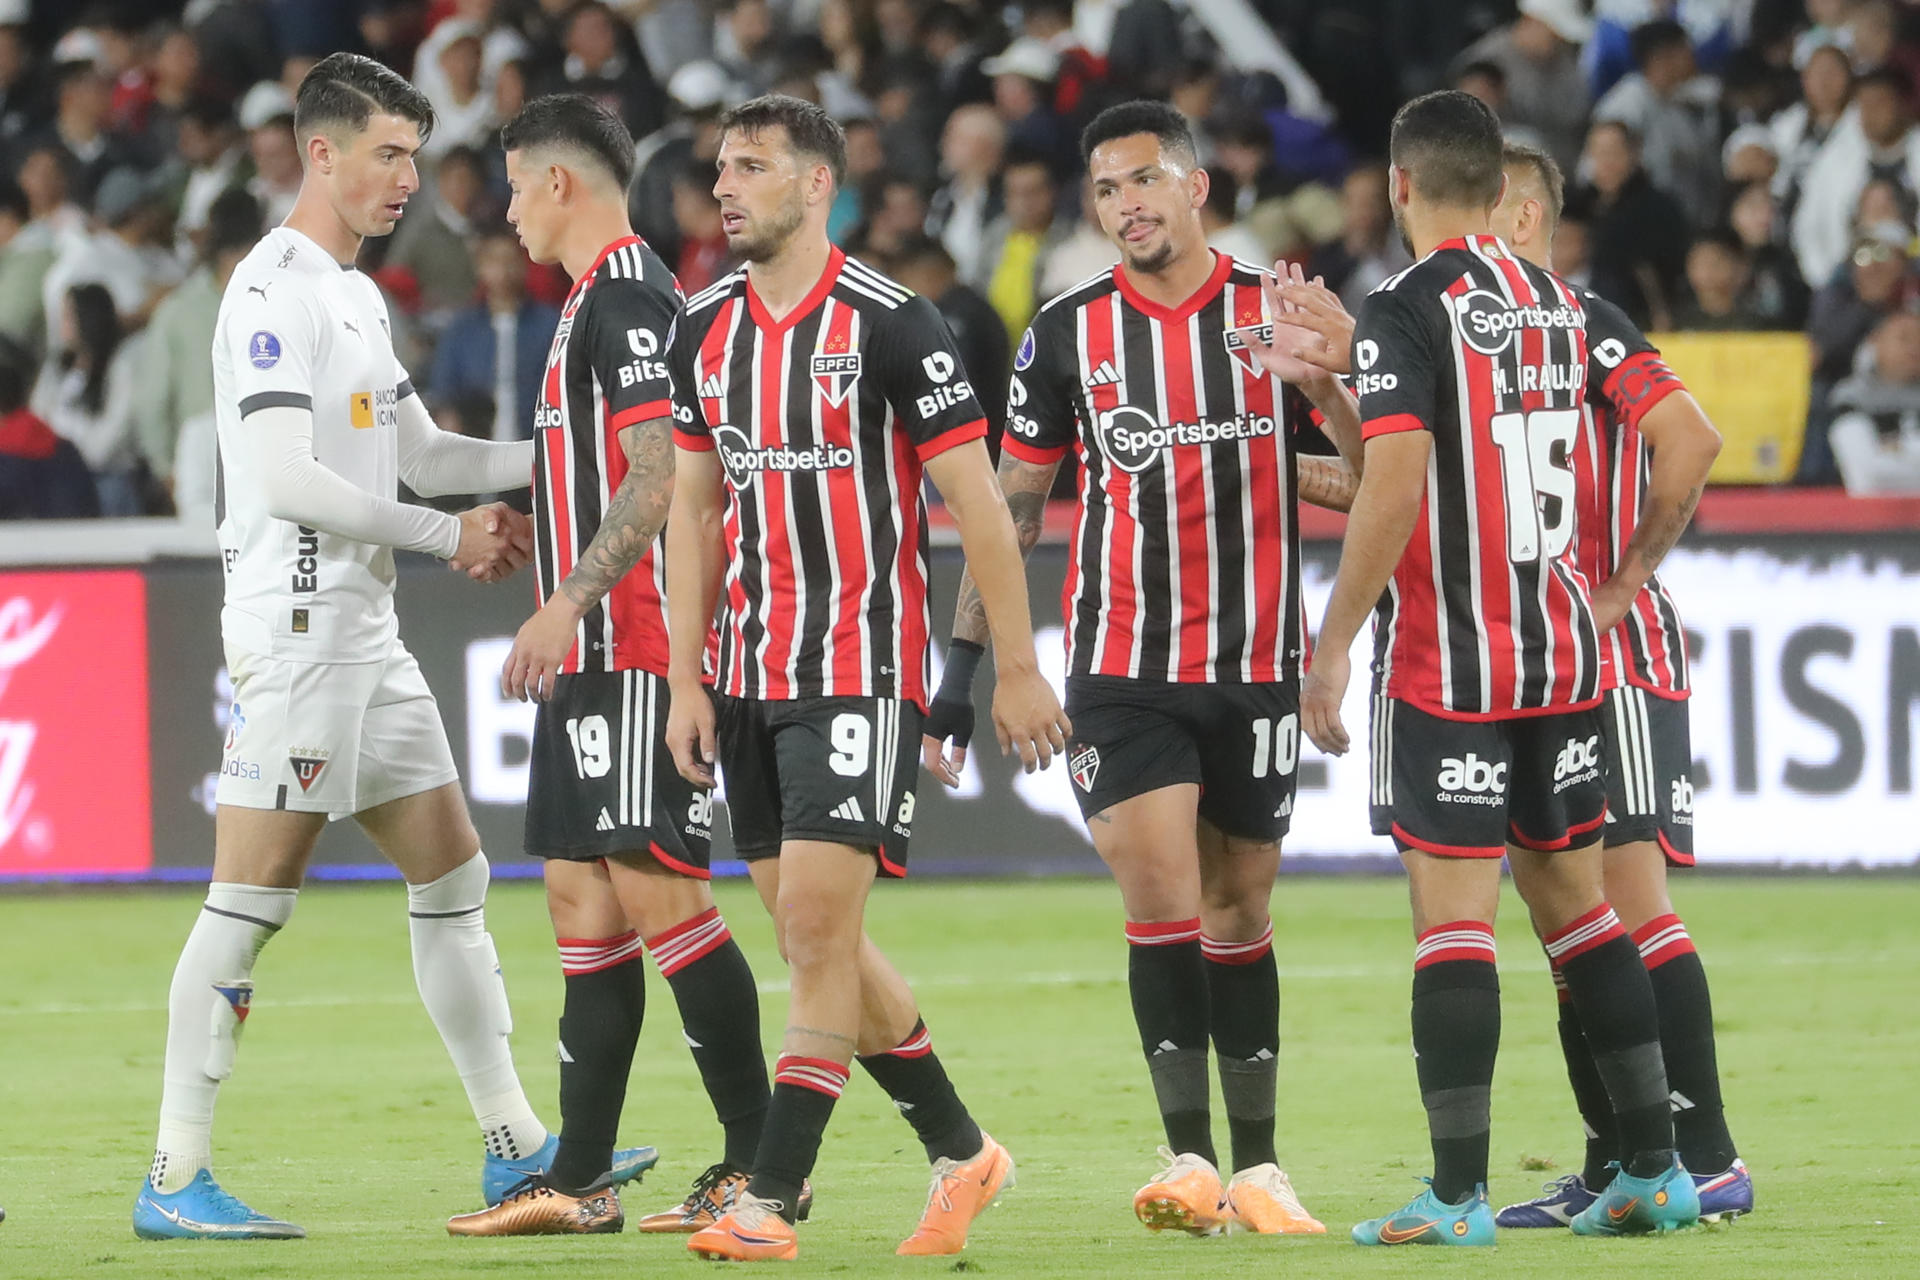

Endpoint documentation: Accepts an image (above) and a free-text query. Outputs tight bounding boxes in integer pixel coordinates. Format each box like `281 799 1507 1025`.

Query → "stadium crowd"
0 0 1917 516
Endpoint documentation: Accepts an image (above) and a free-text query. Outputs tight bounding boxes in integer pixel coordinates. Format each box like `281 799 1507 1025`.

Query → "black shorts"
1063 675 1301 841
524 669 713 877
1368 694 1607 858
1599 685 1694 865
714 694 921 876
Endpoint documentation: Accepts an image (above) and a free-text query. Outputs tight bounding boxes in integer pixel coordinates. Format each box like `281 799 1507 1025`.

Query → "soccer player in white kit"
132 53 609 1241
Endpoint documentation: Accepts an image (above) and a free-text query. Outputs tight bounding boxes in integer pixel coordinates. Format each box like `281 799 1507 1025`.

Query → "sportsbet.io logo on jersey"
1452 290 1583 358
1095 404 1276 474
712 424 853 490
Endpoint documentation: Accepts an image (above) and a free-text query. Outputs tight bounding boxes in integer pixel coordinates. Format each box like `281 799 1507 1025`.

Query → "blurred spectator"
1452 0 1594 172
1169 59 1223 165
982 37 1072 176
1844 1 1920 109
0 180 56 356
927 103 1005 287
117 24 202 161
1019 0 1107 122
32 281 143 515
1770 41 1851 220
28 58 145 207
1580 119 1690 330
1729 180 1809 327
630 61 734 266
1794 68 1920 290
1201 171 1267 265
851 174 932 264
981 151 1068 346
241 82 300 225
889 233 1007 448
167 98 248 257
1722 122 1778 190
919 2 991 117
1039 175 1120 300
185 0 279 104
136 188 259 515
385 146 486 326
412 0 530 115
1212 116 1343 261
419 22 498 159
671 161 731 293
1313 163 1412 311
1553 191 1594 286
540 0 665 139
1829 309 1920 493
42 166 182 331
628 0 715 76
0 354 97 519
1674 230 1766 330
427 231 559 444
0 5 42 159
828 117 885 244
1808 221 1918 385
715 0 782 99
1593 20 1724 228
1105 0 1183 103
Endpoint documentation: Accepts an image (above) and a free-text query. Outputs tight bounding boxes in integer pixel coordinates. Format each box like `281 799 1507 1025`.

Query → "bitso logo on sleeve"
248 331 281 369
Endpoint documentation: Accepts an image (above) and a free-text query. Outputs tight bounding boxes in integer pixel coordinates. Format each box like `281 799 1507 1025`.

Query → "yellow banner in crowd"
1647 331 1811 484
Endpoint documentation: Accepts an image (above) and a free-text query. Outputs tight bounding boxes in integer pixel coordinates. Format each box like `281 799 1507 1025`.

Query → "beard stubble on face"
733 187 808 263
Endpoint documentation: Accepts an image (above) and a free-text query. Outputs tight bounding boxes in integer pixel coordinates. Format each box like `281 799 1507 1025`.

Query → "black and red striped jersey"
1575 288 1691 697
532 234 684 677
1002 252 1305 683
669 247 988 711
1354 233 1602 721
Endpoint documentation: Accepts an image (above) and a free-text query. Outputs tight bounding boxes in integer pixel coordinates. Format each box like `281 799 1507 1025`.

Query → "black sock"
1203 922 1278 1173
549 934 647 1192
747 1056 849 1221
648 909 770 1172
857 1019 984 1163
1411 922 1500 1205
1633 914 1737 1173
1548 905 1673 1180
1551 965 1622 1190
1126 918 1215 1165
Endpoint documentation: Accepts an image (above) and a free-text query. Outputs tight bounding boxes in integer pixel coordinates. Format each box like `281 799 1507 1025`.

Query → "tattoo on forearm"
1297 454 1359 514
559 419 674 611
1625 483 1703 576
952 455 1057 646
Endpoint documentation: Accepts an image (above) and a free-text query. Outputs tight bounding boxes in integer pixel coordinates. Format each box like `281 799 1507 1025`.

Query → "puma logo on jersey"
343 320 361 338
1083 360 1121 388
246 284 270 301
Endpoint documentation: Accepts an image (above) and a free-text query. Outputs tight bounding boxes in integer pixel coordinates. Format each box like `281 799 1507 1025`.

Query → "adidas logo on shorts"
830 797 866 823
595 808 615 832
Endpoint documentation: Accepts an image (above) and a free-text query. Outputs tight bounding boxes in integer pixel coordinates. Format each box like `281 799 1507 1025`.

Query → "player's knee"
408 850 490 913
777 902 859 976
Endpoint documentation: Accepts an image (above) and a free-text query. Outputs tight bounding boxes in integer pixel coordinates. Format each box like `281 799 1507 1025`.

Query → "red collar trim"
1112 249 1234 322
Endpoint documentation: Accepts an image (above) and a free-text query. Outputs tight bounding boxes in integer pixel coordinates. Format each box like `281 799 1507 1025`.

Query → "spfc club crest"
1224 302 1275 377
811 331 862 406
1069 744 1101 792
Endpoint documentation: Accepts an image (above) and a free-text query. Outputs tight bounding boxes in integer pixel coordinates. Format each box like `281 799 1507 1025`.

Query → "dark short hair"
891 232 955 273
1502 141 1564 227
1690 227 1747 258
1589 117 1642 153
0 181 26 224
1389 89 1504 208
1080 99 1198 170
501 94 637 190
1455 59 1507 92
1858 65 1912 99
718 93 848 187
206 188 263 257
181 95 235 133
295 52 434 144
1630 19 1691 68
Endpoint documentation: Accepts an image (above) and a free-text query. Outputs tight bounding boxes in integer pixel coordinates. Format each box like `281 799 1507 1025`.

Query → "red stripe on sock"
1200 920 1274 965
556 931 644 976
645 908 731 978
647 906 719 948
774 1054 850 1098
1413 920 1496 969
1549 960 1571 1003
1543 902 1625 964
1630 913 1696 969
1126 917 1201 946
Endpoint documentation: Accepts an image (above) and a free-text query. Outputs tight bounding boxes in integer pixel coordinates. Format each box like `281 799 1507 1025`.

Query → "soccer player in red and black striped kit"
926 101 1358 1236
1303 91 1701 1244
446 95 773 1236
661 95 1071 1261
1487 143 1751 1225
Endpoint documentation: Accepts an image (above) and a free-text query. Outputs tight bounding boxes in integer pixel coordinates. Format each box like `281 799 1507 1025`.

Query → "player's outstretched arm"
501 416 674 702
1590 390 1721 633
1303 429 1432 756
925 439 1071 774
394 393 536 496
924 450 1060 785
663 445 726 787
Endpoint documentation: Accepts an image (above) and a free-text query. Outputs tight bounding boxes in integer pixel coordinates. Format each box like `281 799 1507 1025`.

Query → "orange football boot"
446 1179 623 1236
687 1191 799 1261
1133 1147 1228 1235
896 1133 1015 1256
1226 1163 1326 1234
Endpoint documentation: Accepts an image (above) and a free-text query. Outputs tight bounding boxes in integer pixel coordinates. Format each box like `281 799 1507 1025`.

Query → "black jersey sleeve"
1000 311 1077 465
874 294 990 460
1351 285 1444 441
1581 289 1685 432
667 304 713 451
586 278 680 432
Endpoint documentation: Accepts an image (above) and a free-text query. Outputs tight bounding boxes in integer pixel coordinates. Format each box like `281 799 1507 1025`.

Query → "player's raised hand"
1274 270 1357 377
665 680 717 787
990 664 1070 774
1245 263 1339 387
501 599 578 702
1301 645 1352 756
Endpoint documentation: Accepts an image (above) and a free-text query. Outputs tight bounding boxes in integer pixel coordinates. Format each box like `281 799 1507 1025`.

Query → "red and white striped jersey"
1001 252 1305 684
1574 289 1691 697
532 235 684 677
669 247 988 711
1354 234 1602 720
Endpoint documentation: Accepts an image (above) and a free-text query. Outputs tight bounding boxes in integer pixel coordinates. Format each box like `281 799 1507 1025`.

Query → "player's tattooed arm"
1296 453 1358 513
1588 388 1721 634
557 417 676 611
951 452 1059 648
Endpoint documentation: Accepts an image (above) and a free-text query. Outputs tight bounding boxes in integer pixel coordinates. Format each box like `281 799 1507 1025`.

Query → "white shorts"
216 641 459 817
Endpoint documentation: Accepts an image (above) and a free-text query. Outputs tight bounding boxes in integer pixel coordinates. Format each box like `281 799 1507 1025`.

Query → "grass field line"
0 949 1862 1018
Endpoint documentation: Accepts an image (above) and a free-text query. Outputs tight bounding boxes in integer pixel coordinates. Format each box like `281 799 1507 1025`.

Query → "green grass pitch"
1 875 1915 1278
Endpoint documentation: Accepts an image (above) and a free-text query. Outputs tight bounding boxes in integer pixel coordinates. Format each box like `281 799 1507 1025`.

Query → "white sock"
151 882 298 1193
406 851 549 1160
